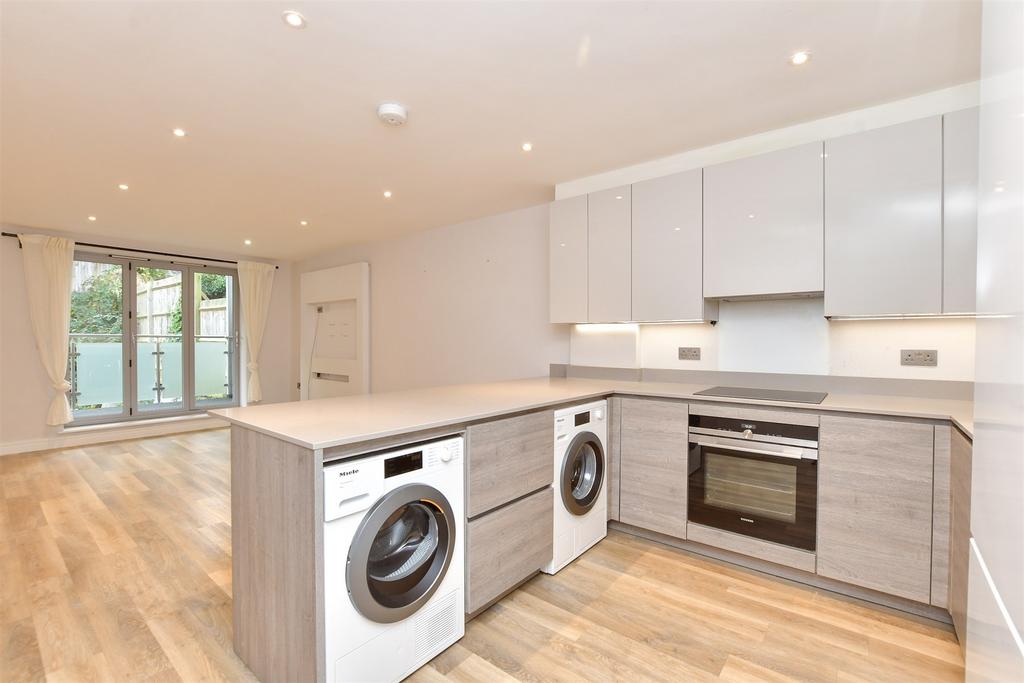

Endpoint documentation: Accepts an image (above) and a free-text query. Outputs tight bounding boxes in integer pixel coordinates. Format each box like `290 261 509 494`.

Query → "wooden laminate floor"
2 430 964 682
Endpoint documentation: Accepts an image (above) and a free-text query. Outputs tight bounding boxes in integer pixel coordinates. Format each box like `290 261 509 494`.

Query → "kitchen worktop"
212 376 974 451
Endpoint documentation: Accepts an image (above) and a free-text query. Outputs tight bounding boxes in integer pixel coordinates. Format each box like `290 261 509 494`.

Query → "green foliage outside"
70 266 228 336
70 267 123 334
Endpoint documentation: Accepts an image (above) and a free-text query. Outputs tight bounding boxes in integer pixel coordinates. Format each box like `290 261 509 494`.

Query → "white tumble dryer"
542 400 609 574
323 436 465 683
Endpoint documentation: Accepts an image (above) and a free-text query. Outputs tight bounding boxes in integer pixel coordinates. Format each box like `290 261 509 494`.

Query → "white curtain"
19 234 75 425
237 261 276 403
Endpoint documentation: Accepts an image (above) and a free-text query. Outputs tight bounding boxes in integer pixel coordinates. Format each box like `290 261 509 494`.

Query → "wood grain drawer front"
817 415 935 603
467 410 554 518
618 398 689 539
466 486 554 614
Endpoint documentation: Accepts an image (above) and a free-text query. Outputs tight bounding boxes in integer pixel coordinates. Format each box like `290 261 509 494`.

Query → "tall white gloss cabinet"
703 142 824 298
587 186 632 322
824 116 943 317
549 195 588 323
631 170 706 321
942 107 980 314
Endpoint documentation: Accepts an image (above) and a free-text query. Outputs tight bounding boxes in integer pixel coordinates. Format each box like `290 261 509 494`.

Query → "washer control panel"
422 436 463 469
555 400 607 438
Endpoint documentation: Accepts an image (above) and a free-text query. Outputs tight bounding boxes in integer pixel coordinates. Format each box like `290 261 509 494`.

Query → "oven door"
687 434 817 551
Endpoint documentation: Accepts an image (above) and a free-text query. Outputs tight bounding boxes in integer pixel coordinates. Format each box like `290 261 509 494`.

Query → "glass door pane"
193 270 236 405
135 265 184 412
703 451 798 523
68 260 126 419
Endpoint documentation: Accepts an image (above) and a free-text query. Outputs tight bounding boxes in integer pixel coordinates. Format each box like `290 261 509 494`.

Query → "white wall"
573 298 977 382
0 225 294 452
295 204 569 393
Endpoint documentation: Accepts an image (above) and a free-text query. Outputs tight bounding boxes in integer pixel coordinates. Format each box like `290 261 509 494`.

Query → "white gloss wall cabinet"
703 142 824 298
824 116 943 317
549 195 588 323
587 186 632 322
942 107 980 314
631 170 706 321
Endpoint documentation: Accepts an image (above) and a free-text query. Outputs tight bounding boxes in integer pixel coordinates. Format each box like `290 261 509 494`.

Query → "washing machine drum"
560 431 605 516
347 483 456 623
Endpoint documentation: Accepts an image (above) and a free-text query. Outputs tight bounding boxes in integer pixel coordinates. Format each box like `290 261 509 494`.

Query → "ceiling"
1 1 981 260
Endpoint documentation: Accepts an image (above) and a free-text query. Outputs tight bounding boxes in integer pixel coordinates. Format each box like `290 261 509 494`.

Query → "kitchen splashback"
569 297 976 383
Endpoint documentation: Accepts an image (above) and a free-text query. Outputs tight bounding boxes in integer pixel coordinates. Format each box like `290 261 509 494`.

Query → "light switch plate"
901 349 938 367
678 347 701 361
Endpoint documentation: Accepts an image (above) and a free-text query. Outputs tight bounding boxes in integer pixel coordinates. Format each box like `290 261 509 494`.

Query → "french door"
68 254 240 424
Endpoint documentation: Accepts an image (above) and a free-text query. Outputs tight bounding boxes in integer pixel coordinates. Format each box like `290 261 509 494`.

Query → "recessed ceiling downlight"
244 239 252 246
88 216 97 221
282 10 306 28
172 128 187 137
521 142 533 152
118 184 129 191
383 190 393 199
377 102 408 126
790 50 810 66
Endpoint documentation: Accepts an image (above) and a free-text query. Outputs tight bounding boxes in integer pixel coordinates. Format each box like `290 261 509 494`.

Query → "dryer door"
560 431 605 516
346 483 456 623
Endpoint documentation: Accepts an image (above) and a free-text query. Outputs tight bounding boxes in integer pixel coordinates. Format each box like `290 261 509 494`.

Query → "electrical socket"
901 349 938 367
678 347 701 361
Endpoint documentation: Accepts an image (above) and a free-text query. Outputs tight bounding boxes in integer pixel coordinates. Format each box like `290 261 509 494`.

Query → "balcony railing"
68 332 234 415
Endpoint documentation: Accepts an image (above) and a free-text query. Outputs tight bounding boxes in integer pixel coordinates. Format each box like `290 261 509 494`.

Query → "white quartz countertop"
211 377 973 451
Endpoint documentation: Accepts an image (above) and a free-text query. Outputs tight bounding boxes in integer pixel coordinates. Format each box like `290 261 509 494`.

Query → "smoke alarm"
377 102 408 126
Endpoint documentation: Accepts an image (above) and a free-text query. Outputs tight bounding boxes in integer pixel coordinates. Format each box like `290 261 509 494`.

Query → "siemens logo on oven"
740 423 757 430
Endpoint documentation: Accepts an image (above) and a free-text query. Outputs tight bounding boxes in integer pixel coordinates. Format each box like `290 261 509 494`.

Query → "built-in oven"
687 414 818 551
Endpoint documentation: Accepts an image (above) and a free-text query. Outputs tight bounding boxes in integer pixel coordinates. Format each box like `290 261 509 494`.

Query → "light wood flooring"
2 429 964 682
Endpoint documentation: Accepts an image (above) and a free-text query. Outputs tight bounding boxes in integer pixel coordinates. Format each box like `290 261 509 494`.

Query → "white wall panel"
966 541 1024 682
717 298 829 375
967 0 1024 670
570 324 639 369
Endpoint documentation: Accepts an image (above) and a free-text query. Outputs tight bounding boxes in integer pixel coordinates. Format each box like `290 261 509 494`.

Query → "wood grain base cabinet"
466 487 553 614
931 426 951 608
466 410 553 518
618 398 689 539
949 428 973 650
817 415 935 603
607 396 621 521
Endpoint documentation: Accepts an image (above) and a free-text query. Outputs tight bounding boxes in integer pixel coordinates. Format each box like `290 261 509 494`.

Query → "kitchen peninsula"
214 375 973 682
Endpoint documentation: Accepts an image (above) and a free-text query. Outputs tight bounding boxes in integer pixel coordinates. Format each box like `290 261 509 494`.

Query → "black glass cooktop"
694 386 828 404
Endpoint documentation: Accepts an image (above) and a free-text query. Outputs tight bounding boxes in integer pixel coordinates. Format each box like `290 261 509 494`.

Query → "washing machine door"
560 431 605 516
346 483 456 624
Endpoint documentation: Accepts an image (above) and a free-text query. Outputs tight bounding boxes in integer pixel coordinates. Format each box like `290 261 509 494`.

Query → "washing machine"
323 436 465 683
542 400 608 574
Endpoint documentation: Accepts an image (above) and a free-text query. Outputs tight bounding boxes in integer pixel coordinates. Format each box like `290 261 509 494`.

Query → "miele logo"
336 469 359 477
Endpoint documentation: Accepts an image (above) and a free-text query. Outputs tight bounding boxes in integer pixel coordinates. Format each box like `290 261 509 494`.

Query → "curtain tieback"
54 379 72 394
247 362 259 372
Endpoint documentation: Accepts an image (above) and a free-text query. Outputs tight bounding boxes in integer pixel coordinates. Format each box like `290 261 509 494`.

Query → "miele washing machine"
323 436 465 683
542 400 608 574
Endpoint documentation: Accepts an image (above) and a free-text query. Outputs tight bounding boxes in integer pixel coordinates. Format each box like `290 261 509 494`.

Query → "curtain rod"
1 232 278 268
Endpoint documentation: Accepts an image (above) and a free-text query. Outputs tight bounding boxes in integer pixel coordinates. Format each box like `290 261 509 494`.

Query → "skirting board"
0 414 227 456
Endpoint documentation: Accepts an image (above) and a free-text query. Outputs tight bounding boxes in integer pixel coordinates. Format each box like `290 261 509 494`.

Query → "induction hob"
693 386 828 404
